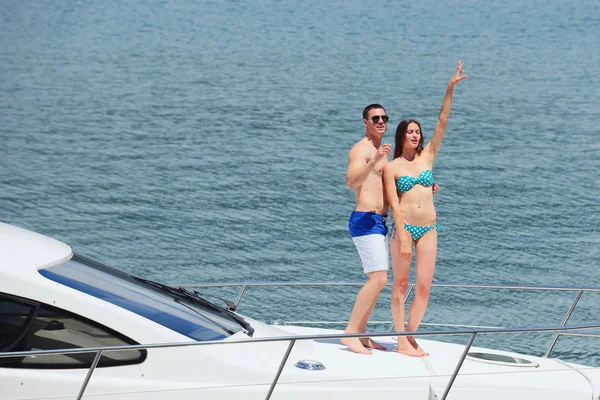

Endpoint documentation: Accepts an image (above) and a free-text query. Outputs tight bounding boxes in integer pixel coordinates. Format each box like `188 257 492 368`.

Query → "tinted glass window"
0 295 146 369
0 296 37 352
39 255 242 341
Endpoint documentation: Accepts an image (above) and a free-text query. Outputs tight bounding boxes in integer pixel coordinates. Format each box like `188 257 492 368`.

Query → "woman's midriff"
398 188 436 225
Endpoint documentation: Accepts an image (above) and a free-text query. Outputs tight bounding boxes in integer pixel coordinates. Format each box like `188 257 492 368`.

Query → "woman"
382 61 467 357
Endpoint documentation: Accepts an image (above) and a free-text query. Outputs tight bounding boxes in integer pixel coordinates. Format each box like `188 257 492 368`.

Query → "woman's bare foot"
408 336 429 356
395 337 424 357
361 338 386 350
341 337 372 354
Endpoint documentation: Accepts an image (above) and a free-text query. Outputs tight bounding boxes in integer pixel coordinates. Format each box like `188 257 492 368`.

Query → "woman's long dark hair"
393 119 424 159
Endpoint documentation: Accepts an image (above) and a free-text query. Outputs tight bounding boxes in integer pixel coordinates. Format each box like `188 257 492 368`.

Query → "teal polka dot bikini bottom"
403 223 441 241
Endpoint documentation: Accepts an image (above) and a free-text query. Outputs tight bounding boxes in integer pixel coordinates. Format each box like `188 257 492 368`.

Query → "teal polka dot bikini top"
396 169 434 193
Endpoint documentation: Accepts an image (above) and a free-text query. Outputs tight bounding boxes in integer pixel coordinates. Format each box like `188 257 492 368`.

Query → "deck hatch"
467 352 539 367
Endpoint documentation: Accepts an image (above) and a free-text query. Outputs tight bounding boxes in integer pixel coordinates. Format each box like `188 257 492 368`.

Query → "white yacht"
1 221 599 399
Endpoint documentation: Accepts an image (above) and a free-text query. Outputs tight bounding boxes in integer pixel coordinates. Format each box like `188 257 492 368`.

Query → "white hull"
1 222 599 400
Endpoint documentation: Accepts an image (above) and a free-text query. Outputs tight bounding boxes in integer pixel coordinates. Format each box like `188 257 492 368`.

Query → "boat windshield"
39 254 251 341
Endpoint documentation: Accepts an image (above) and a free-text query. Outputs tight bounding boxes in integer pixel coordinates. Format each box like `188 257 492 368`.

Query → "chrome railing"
1 323 600 400
1 281 599 400
178 280 600 358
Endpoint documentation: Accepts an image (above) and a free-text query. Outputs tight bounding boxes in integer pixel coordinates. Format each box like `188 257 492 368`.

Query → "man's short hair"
362 104 386 120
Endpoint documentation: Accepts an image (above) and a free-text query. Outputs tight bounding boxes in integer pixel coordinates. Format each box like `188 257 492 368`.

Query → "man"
342 104 392 354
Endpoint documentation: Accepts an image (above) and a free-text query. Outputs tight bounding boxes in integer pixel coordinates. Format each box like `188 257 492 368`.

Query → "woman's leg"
406 229 437 356
390 226 422 357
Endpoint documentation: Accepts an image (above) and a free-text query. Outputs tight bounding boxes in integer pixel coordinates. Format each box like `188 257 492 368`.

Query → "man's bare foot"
341 337 372 354
408 336 429 356
361 338 386 350
395 337 424 357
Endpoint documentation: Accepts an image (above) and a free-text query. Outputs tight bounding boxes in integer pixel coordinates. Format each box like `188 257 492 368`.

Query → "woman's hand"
449 60 467 88
400 229 413 263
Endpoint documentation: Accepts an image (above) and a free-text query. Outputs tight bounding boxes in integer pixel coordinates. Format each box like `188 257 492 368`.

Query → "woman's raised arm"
425 60 467 156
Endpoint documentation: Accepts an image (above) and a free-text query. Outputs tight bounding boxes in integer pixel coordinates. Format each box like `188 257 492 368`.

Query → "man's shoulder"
349 137 373 154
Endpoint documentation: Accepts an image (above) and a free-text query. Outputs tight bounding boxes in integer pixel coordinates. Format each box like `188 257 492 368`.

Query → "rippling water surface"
1 0 599 365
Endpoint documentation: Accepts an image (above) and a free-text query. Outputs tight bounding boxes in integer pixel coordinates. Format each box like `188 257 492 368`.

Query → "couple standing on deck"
342 61 467 357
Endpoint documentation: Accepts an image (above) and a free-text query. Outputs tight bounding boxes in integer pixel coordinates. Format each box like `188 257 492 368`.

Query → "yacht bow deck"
3 278 599 400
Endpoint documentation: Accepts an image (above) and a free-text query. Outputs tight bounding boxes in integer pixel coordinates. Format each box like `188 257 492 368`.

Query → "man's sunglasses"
370 115 389 123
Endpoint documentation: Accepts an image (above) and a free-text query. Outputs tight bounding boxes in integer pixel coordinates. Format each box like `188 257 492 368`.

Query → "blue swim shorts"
348 211 389 274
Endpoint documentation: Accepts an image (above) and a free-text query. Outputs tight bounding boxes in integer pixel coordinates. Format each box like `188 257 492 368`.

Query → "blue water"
1 0 599 365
